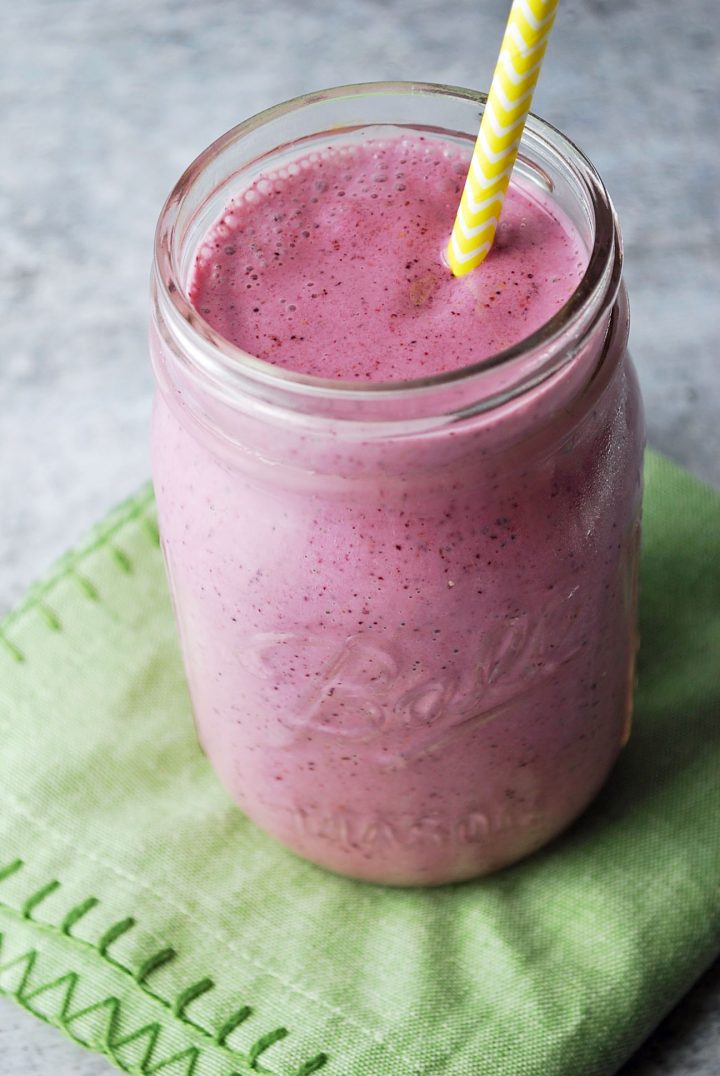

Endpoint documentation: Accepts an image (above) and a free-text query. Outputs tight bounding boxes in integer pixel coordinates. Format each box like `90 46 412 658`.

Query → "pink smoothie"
152 135 643 884
189 138 585 379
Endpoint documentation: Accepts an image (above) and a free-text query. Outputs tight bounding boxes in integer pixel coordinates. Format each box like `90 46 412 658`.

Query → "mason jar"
150 82 644 886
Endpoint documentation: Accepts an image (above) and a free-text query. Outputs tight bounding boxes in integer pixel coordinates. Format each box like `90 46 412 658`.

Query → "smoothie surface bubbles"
190 135 587 381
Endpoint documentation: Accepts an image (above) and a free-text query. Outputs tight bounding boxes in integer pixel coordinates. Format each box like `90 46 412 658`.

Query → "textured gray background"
1 0 718 1072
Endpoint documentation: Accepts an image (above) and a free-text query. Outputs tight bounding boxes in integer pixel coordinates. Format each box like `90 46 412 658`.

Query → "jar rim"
153 80 622 406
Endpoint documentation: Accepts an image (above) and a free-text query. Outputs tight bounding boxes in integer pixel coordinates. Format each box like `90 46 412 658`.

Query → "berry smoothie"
189 138 583 379
152 133 643 884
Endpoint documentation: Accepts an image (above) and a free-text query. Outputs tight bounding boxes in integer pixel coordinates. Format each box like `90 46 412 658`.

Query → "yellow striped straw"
447 0 559 276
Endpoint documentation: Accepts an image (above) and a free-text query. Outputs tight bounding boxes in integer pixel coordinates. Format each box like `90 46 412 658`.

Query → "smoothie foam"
189 137 585 379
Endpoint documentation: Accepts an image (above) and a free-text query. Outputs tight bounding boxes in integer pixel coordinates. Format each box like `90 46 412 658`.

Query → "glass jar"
150 82 644 886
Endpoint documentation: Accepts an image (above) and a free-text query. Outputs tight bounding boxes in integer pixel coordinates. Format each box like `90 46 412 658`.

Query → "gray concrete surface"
1 0 718 1072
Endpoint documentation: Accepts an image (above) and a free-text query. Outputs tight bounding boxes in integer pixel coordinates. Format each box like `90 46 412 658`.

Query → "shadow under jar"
150 82 645 886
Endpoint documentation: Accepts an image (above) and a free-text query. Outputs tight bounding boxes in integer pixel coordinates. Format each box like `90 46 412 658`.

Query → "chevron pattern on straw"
447 0 559 276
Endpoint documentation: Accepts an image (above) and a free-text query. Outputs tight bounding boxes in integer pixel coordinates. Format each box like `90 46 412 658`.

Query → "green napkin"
1 450 719 1076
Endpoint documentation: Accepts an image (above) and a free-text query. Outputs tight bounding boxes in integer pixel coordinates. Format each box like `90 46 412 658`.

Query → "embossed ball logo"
240 585 586 767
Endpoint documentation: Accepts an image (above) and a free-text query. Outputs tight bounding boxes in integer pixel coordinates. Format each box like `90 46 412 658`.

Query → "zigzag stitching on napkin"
0 485 158 664
2 791 419 1072
0 860 328 1076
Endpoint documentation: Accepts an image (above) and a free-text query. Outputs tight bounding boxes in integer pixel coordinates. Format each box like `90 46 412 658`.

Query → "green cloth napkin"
1 450 719 1076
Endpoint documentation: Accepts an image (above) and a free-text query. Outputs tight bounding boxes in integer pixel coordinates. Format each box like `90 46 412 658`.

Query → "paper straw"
447 0 559 276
